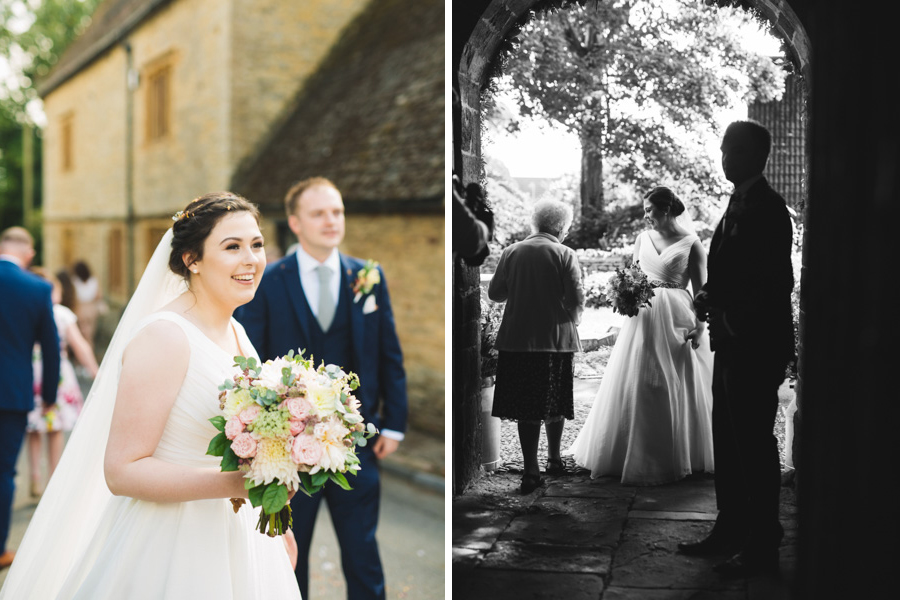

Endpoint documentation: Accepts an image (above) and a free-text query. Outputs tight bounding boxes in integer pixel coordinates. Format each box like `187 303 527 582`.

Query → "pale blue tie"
316 265 335 331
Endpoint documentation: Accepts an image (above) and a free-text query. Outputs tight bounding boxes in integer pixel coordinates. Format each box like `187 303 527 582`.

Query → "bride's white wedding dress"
55 313 301 599
567 231 715 485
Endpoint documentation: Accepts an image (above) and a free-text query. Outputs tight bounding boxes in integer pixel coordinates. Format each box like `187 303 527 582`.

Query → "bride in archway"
567 186 714 485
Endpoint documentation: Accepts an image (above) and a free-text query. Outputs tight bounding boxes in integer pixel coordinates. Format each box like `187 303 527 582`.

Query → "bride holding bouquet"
0 193 302 599
567 186 715 485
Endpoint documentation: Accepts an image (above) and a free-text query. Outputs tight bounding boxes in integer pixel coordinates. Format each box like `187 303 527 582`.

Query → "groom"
680 120 794 577
236 177 407 600
0 227 60 568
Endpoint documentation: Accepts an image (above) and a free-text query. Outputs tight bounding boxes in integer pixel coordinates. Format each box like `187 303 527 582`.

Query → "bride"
567 186 715 485
0 193 301 599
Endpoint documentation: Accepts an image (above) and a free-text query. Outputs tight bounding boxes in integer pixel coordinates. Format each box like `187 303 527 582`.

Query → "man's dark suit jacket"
0 259 60 412
236 253 408 435
704 176 795 368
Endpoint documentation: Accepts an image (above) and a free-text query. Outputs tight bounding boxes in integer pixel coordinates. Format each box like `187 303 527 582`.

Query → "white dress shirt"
294 246 342 320
293 246 404 442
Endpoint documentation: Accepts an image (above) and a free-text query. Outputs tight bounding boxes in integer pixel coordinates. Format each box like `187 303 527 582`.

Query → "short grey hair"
531 199 573 236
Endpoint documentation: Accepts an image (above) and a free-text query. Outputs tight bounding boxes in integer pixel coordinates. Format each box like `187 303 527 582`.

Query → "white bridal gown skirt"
568 287 715 485
56 494 300 600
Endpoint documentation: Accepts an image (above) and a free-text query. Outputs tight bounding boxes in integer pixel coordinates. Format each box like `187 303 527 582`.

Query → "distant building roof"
37 0 172 97
230 0 444 214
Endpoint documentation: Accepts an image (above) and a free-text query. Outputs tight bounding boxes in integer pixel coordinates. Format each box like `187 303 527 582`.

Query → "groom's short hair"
726 119 771 161
284 177 340 217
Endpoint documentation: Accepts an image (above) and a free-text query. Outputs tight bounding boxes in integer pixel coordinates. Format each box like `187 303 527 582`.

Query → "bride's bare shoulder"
123 316 190 364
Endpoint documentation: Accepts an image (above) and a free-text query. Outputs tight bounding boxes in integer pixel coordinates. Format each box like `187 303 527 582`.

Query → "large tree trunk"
580 137 604 212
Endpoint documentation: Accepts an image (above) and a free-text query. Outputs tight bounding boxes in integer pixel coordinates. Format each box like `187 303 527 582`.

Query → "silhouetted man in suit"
0 227 60 569
237 177 407 599
679 120 794 577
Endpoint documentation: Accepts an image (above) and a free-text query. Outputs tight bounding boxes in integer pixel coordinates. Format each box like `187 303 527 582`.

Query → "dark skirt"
491 351 575 423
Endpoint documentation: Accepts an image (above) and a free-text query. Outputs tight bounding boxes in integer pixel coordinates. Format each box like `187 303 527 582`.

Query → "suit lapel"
340 254 366 370
281 257 313 345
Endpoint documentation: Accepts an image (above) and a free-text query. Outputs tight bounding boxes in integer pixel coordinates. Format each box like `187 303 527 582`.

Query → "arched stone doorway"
453 0 811 491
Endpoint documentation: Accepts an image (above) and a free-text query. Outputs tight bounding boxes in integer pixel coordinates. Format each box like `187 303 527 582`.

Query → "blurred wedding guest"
71 260 106 350
488 199 584 494
0 227 59 569
26 268 99 498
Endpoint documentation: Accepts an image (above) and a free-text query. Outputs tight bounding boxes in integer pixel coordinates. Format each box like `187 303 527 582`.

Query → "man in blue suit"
237 177 407 600
0 227 60 569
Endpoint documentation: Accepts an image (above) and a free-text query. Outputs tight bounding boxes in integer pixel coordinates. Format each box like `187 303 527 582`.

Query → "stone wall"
343 213 445 436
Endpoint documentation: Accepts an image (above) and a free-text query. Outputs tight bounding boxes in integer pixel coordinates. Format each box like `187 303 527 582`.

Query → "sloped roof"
230 0 444 213
37 0 172 97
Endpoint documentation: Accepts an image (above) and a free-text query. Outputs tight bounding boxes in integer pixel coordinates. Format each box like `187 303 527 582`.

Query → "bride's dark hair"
168 191 260 279
644 186 685 216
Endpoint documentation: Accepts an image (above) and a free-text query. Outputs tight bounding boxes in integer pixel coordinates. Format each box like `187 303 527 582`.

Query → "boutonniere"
351 260 381 303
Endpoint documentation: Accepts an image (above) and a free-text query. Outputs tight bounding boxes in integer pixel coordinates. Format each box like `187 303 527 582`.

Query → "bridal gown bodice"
56 312 302 600
638 231 693 289
567 231 715 485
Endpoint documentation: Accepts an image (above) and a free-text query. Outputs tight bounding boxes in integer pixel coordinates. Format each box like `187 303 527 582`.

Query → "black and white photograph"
452 1 897 599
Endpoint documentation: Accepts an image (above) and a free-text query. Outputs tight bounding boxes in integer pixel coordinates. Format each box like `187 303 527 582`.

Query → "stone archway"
452 0 812 493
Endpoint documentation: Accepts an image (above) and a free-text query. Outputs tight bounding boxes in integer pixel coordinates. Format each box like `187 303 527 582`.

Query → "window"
61 114 73 171
145 64 171 141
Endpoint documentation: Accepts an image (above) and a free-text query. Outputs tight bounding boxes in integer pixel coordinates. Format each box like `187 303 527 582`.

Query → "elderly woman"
488 199 584 493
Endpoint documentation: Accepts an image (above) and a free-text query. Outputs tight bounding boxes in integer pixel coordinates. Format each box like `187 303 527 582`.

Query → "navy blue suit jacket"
0 259 60 412
236 253 408 434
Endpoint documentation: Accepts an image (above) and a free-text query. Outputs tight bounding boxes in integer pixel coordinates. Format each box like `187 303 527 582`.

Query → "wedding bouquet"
605 262 655 317
207 350 378 537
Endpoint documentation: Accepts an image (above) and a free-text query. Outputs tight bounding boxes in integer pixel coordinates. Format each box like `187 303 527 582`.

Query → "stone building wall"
343 213 445 435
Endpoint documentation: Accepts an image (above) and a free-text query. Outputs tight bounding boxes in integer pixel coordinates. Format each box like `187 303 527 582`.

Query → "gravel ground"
496 348 794 474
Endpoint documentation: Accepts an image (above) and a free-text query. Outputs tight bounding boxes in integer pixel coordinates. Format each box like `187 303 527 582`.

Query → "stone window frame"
143 52 176 144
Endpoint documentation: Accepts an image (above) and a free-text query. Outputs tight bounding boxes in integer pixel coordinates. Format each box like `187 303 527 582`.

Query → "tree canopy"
0 0 100 238
497 0 786 243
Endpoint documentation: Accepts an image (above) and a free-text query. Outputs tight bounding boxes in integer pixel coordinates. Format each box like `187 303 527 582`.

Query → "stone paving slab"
544 476 638 500
603 588 746 600
452 568 605 600
452 501 516 551
629 510 717 521
532 496 631 523
500 508 627 547
631 477 718 513
612 519 744 591
479 540 612 575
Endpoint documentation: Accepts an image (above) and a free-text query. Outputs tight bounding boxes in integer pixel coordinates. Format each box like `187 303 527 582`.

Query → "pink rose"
224 416 244 440
291 434 323 466
231 432 258 458
284 397 313 421
289 418 306 436
239 404 261 425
